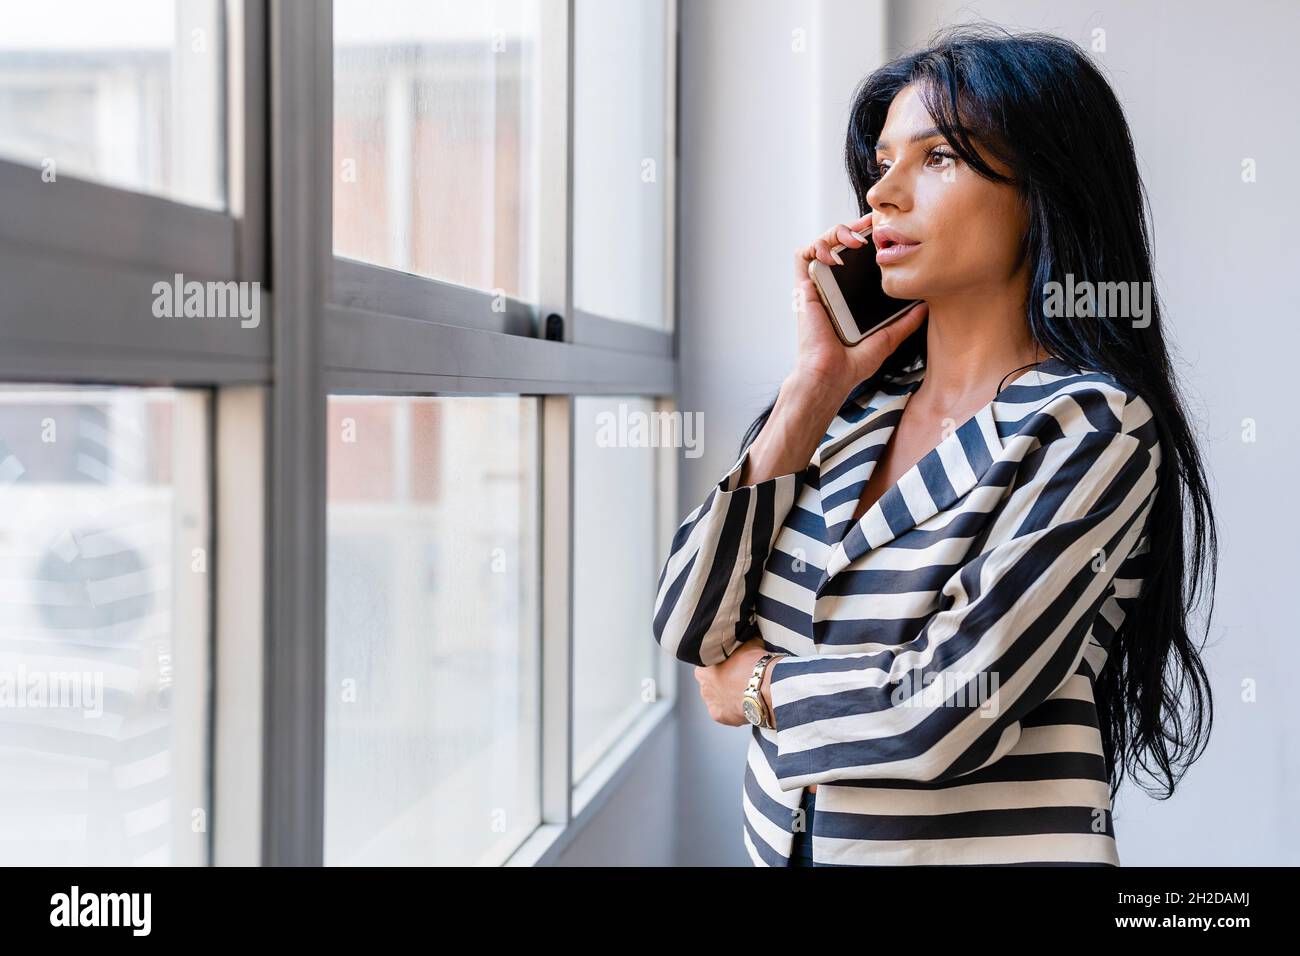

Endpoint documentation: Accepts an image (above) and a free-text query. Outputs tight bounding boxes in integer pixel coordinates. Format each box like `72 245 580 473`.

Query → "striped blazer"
652 355 1162 866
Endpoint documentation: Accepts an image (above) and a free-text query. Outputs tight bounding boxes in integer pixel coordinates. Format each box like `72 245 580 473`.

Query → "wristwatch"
742 653 782 729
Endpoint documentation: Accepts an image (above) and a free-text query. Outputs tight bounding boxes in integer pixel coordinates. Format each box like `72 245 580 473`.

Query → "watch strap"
745 653 780 729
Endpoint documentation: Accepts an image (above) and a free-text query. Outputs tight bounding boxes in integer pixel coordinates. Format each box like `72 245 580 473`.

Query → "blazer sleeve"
765 425 1160 790
653 446 809 666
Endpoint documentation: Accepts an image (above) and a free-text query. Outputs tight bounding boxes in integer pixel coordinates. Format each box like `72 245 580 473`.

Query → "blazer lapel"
807 381 915 547
814 392 1005 597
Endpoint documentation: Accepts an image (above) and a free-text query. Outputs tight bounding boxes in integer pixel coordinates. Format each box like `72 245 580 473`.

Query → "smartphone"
807 225 922 345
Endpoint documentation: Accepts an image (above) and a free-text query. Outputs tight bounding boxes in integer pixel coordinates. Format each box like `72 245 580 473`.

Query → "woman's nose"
866 168 907 212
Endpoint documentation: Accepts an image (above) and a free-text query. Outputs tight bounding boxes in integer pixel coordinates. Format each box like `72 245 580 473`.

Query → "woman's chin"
880 271 925 301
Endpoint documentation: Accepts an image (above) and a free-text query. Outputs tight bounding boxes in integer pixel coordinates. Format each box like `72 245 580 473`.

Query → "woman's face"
865 83 1028 302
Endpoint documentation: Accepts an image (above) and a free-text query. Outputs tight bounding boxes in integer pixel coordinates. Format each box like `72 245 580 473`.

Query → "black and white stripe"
653 356 1160 866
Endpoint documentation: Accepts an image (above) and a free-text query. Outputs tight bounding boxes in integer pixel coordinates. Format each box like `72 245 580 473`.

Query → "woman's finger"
836 223 867 248
812 237 844 266
799 278 827 316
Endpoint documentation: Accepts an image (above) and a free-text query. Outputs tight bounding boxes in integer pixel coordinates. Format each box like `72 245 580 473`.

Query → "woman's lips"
875 240 921 264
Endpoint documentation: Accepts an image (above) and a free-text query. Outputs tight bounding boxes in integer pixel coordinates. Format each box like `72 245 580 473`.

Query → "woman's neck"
913 284 1045 411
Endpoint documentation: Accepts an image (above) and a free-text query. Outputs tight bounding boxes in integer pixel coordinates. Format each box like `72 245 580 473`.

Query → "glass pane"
325 395 541 866
0 0 225 209
573 0 669 328
334 0 541 299
0 385 210 865
572 396 662 783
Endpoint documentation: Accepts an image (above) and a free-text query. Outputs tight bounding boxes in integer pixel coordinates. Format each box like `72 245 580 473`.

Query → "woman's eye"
875 149 956 174
927 149 957 169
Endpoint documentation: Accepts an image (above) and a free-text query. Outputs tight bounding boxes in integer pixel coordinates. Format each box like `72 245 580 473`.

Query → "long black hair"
738 24 1216 802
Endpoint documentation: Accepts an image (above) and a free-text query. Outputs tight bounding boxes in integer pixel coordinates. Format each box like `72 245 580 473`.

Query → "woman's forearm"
739 373 848 485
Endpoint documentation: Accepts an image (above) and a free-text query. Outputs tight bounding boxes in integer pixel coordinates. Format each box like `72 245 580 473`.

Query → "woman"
652 26 1216 867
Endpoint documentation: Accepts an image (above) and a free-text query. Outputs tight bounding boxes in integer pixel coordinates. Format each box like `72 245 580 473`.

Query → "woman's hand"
694 637 772 726
738 217 928 487
792 212 928 399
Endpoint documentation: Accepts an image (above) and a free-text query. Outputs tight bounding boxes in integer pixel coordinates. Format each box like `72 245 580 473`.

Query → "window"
1 0 679 867
0 386 210 865
0 0 242 869
0 0 225 209
571 396 664 783
573 0 670 329
333 0 542 298
324 395 541 865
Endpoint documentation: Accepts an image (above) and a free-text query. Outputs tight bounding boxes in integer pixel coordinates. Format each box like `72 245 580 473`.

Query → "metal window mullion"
322 308 673 395
0 158 236 276
229 0 269 283
538 0 574 343
0 162 263 380
539 394 574 830
212 386 268 866
208 0 272 869
659 0 681 705
665 0 679 348
264 0 331 866
536 0 576 830
331 258 535 337
569 309 674 357
0 0 273 384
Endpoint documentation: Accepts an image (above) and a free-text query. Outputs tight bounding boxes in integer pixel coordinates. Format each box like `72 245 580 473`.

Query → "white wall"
554 722 678 866
672 0 1300 865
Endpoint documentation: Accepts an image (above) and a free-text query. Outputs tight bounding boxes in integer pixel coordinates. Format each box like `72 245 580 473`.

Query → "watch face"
742 697 762 726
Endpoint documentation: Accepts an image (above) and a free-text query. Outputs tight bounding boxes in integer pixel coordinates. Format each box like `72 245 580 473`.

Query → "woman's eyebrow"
875 126 944 153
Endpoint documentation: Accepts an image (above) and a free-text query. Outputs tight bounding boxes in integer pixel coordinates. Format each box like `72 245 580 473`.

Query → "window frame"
0 0 680 867
317 0 681 866
0 0 268 867
0 0 268 385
